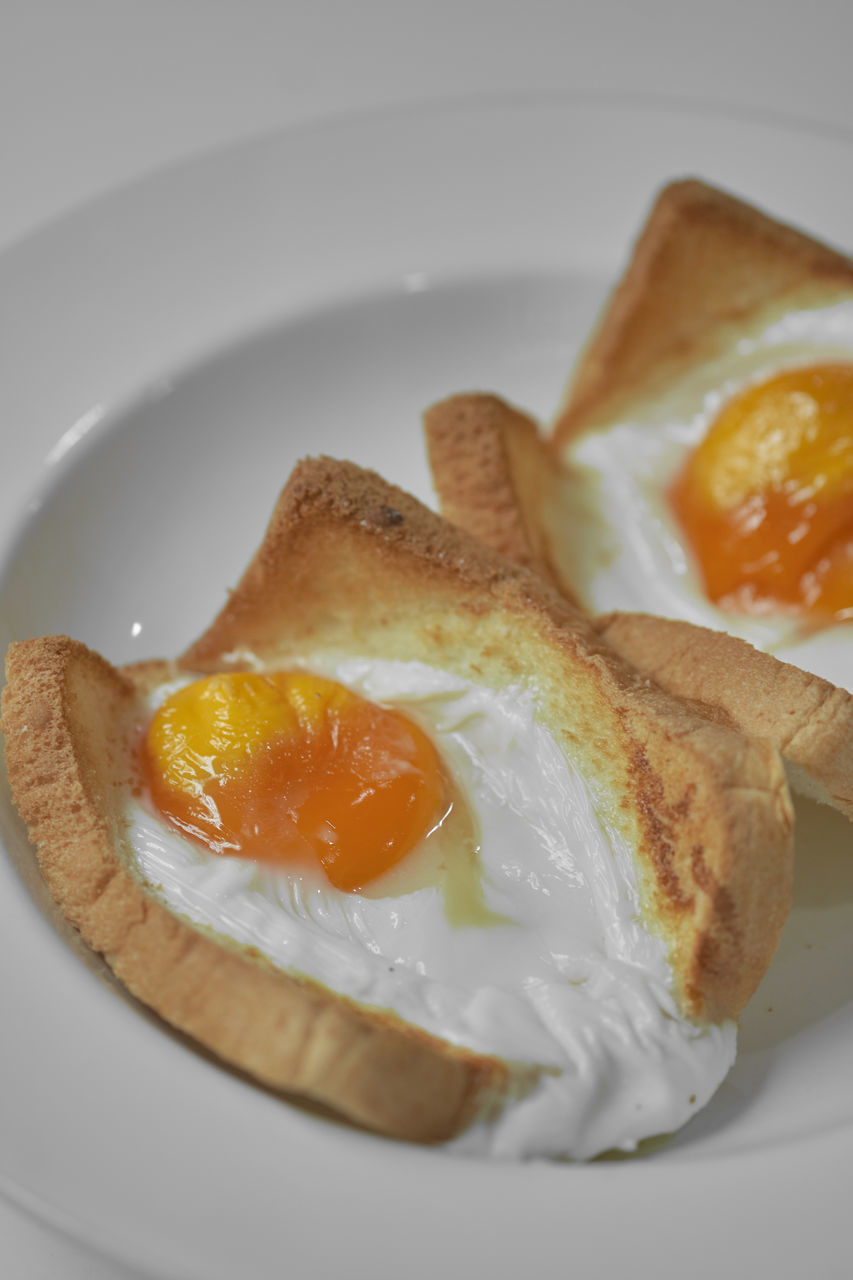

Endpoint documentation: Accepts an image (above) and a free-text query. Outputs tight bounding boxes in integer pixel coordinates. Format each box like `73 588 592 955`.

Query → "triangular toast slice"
553 178 853 444
3 458 793 1154
424 392 853 821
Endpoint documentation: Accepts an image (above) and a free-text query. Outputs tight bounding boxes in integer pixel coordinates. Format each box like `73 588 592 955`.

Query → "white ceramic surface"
1 98 852 1279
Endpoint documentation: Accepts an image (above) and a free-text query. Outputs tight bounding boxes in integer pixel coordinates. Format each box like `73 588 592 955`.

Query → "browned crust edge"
181 455 794 1022
1 635 514 1145
551 177 853 445
424 392 579 605
595 613 853 823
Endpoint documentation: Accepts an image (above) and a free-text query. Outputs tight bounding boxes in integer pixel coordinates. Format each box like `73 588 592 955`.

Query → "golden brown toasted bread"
552 177 853 444
424 391 853 821
2 457 794 1149
597 613 853 822
423 392 579 605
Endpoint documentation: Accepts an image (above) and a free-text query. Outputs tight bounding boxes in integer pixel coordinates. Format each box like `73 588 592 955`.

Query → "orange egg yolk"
670 362 853 622
142 671 446 892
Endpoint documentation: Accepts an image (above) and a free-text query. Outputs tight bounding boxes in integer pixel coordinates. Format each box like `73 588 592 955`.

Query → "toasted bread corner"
552 177 853 445
424 392 579 605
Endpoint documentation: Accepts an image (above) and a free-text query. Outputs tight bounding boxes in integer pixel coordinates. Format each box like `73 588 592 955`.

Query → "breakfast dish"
4 95 853 1279
1 455 794 1160
548 179 853 689
425 390 853 821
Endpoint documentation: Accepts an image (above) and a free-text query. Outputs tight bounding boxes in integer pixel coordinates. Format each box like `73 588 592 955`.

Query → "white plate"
1 96 852 1278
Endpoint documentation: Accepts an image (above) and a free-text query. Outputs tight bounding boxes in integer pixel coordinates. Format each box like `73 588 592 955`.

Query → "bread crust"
596 613 853 822
552 178 853 444
423 391 853 823
182 455 794 1022
425 391 579 603
424 393 579 605
1 635 513 1144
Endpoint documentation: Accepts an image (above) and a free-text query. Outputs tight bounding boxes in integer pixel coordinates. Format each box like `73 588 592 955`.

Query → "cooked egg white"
552 298 853 691
127 656 735 1161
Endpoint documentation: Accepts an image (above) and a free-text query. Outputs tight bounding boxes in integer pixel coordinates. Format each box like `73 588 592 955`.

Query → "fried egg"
555 298 853 690
129 654 735 1161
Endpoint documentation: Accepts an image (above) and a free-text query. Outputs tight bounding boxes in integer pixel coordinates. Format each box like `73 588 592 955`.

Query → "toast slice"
424 391 853 821
422 392 578 604
2 457 794 1150
552 177 853 444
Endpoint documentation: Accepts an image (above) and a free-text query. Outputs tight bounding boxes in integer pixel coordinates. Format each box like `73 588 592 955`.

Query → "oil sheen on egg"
127 656 735 1162
554 298 853 690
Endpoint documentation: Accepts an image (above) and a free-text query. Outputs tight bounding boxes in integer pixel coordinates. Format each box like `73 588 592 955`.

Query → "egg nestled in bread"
425 396 853 828
550 178 853 689
1 456 794 1159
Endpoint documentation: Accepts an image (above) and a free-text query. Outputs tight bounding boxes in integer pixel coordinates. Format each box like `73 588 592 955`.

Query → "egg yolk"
142 671 446 892
670 362 853 622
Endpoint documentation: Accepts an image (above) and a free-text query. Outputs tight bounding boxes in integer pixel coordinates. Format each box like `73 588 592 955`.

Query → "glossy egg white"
127 655 736 1161
552 298 853 692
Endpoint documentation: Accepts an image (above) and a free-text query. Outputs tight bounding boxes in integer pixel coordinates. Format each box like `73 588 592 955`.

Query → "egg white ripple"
127 656 735 1160
552 299 853 692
